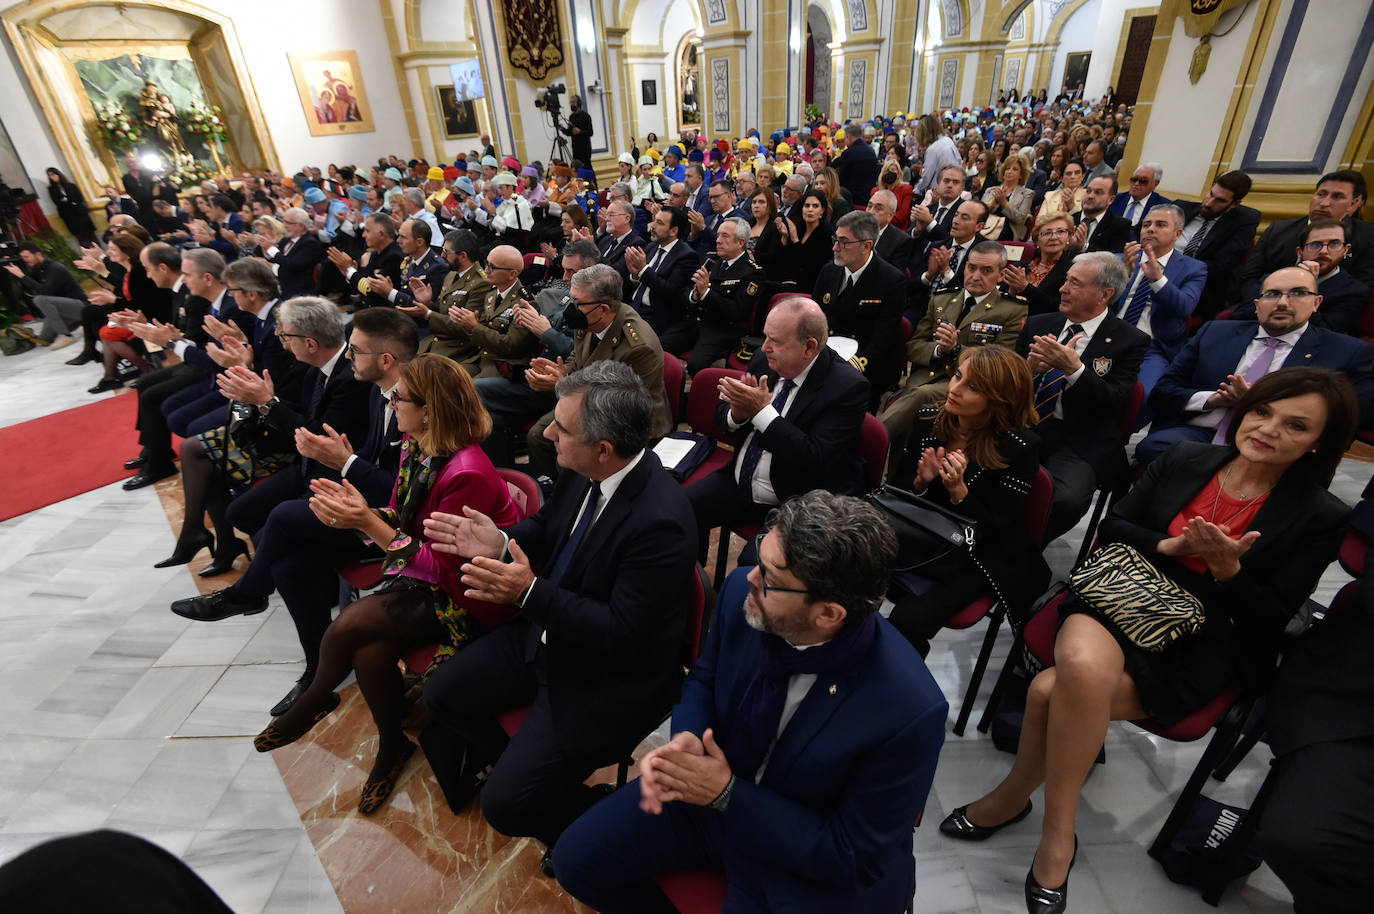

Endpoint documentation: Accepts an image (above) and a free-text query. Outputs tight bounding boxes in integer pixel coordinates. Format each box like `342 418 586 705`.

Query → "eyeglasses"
751 532 811 598
1301 240 1347 252
275 329 310 340
567 297 604 310
1129 176 1153 185
346 342 387 357
389 390 424 407
1256 289 1319 302
832 236 868 248
1037 228 1071 238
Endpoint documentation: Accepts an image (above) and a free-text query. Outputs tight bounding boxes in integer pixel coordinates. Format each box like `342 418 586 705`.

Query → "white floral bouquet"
185 101 229 141
94 102 141 149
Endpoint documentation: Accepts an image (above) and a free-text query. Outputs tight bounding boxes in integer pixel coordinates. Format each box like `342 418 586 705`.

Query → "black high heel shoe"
1025 836 1078 914
154 529 214 568
198 537 249 577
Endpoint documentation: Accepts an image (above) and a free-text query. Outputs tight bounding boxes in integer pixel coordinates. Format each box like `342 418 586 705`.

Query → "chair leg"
1074 486 1110 567
712 526 730 590
1147 701 1251 859
616 759 630 789
976 631 1025 734
953 604 1004 737
1212 700 1267 782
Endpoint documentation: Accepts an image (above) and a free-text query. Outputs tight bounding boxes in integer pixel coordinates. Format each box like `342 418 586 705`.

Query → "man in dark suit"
776 173 809 224
121 155 155 228
1017 251 1149 541
1138 265 1374 464
597 199 647 290
364 219 447 311
554 492 948 912
833 123 879 205
867 189 915 272
1234 169 1374 294
325 213 404 309
420 361 698 864
264 207 326 299
908 163 969 250
170 308 418 716
1108 162 1171 235
1174 171 1260 320
625 205 701 336
682 163 714 217
813 211 906 402
909 199 988 322
686 179 739 256
1229 219 1372 336
149 199 190 240
685 297 869 561
1073 175 1132 255
666 217 767 373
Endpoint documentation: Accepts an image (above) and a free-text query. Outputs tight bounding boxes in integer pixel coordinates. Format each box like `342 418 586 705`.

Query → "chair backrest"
1002 240 1037 264
899 316 913 346
662 353 686 424
497 467 542 516
1026 466 1054 546
685 367 745 442
1119 381 1145 441
1359 288 1374 342
683 563 714 669
859 413 889 491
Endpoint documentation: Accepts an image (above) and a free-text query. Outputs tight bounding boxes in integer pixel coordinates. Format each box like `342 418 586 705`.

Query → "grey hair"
222 257 279 300
1147 203 1186 230
561 238 601 267
722 217 751 243
403 187 425 209
365 212 398 238
868 189 897 209
785 173 809 190
278 295 346 348
844 123 863 139
608 181 634 201
571 262 623 305
1076 251 1130 298
968 239 1009 268
609 199 636 221
769 295 829 346
685 163 705 180
837 210 879 243
1139 161 1163 182
181 246 226 281
282 206 311 227
766 491 898 622
553 360 654 458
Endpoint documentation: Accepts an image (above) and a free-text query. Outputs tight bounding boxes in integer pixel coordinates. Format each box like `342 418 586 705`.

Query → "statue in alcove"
139 81 188 157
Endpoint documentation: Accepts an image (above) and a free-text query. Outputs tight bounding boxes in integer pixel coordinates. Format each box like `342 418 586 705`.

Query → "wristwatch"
709 774 737 813
258 396 280 416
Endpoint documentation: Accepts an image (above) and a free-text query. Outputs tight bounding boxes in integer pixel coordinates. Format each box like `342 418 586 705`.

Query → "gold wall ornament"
1181 0 1253 84
501 0 563 80
1189 34 1211 84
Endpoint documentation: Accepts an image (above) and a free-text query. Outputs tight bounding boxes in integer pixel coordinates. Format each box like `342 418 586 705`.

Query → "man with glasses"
1229 219 1371 335
1109 162 1171 235
1235 169 1374 293
172 308 420 718
1137 265 1374 464
812 211 906 405
263 206 326 299
669 217 766 374
685 179 738 256
425 244 534 376
554 491 947 913
402 228 494 359
597 200 647 291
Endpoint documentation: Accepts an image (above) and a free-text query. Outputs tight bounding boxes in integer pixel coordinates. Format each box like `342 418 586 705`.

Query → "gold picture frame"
287 50 374 136
435 86 480 139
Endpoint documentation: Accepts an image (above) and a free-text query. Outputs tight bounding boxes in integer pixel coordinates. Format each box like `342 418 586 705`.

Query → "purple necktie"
1213 337 1281 444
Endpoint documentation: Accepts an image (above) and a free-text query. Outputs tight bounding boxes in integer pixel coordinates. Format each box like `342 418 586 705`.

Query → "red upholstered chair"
1001 240 1037 264
680 367 744 489
663 353 687 425
520 252 551 285
656 871 729 912
1073 380 1145 566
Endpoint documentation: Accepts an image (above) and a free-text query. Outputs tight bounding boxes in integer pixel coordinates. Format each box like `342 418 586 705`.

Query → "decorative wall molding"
711 56 730 131
847 57 867 119
938 57 959 107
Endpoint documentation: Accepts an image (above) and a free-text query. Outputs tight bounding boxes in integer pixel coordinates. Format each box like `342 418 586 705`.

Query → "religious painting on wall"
1063 52 1092 94
501 0 563 80
288 50 375 136
436 86 479 138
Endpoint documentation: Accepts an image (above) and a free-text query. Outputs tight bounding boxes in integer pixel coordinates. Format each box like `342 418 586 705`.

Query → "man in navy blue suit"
625 205 701 336
1227 219 1371 336
1137 265 1374 464
681 163 714 218
553 491 948 912
1113 204 1208 397
1108 162 1171 237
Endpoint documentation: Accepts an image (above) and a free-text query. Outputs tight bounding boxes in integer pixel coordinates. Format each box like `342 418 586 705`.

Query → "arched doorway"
806 4 834 119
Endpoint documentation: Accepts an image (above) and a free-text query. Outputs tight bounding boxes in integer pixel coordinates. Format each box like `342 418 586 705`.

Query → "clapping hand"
624 245 647 275
307 478 373 530
925 244 952 280
1027 331 1084 374
933 320 959 355
294 423 353 469
514 299 552 336
914 446 947 489
87 289 116 305
203 313 247 344
216 365 274 406
1206 373 1251 409
1002 263 1029 292
718 372 773 422
447 305 479 331
369 275 395 298
423 505 506 558
206 335 253 369
459 538 534 604
1139 242 1163 282
326 246 357 272
691 263 711 299
408 276 434 305
132 319 181 348
525 356 566 392
1156 516 1260 582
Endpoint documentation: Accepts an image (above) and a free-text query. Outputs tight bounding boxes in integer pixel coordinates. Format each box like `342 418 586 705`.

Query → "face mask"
563 300 590 330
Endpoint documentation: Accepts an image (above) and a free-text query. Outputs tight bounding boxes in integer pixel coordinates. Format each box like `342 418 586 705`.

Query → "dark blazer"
272 233 326 300
510 452 698 760
1109 190 1171 230
1017 311 1150 479
911 199 960 249
389 247 449 311
1019 251 1077 316
717 347 870 500
179 292 250 374
259 353 374 479
813 257 907 396
627 239 701 335
834 140 880 206
671 568 947 913
597 230 647 290
690 253 767 336
873 224 915 274
1112 251 1208 363
342 386 404 505
1101 441 1350 700
1074 209 1132 254
1235 215 1374 296
1174 200 1261 320
250 304 308 408
1230 268 1371 337
348 242 404 309
1150 319 1374 427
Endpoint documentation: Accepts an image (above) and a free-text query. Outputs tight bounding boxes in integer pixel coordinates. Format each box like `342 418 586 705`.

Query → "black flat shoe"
154 529 214 567
87 378 123 394
124 454 147 470
939 800 1033 841
540 847 557 879
1025 836 1077 914
270 674 314 717
254 691 342 752
124 465 177 490
170 588 268 622
65 351 97 366
198 537 249 577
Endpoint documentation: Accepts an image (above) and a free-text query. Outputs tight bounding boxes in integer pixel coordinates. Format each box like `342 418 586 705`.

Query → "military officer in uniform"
401 230 495 359
523 263 674 479
325 213 404 309
420 244 532 376
663 216 767 374
365 219 448 314
880 241 1027 450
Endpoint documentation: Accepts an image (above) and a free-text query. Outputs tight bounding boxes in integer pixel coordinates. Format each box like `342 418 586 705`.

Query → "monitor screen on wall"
449 61 485 101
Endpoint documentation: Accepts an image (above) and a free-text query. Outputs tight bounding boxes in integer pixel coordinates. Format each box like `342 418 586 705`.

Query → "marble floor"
3 333 1365 912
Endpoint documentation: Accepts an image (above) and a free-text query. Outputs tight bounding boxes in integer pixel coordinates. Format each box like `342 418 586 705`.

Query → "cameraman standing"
4 243 88 348
568 94 593 168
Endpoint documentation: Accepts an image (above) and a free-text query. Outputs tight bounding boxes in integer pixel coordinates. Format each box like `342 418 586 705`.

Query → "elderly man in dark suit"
1137 265 1374 464
1174 171 1260 321
625 205 701 336
685 297 869 562
597 199 648 290
867 189 916 271
554 492 948 912
666 217 767 373
1108 162 1171 236
264 207 326 299
1018 251 1150 541
420 361 698 871
325 213 404 309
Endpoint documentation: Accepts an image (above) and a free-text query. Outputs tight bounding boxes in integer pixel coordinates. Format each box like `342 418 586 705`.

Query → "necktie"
1184 219 1213 257
957 294 977 325
1033 323 1084 424
1082 217 1097 243
933 205 946 226
1121 268 1152 326
527 481 602 659
839 274 854 298
1125 200 1138 224
1212 338 1282 444
736 379 796 497
948 245 964 280
631 247 666 312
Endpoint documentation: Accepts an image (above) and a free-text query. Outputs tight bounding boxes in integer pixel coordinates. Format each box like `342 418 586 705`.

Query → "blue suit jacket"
1150 319 1374 427
1109 190 1171 226
1114 251 1208 361
671 569 947 913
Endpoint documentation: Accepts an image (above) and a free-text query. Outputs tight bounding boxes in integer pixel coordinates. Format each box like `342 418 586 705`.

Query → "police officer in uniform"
367 219 448 315
880 241 1027 451
663 216 767 374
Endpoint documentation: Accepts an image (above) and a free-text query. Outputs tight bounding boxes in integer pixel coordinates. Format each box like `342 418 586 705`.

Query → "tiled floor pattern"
5 333 1368 912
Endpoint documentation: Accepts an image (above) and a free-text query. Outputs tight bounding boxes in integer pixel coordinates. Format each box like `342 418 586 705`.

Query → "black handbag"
865 484 979 572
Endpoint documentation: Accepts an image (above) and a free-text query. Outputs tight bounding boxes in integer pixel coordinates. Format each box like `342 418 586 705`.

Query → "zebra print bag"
1069 543 1205 652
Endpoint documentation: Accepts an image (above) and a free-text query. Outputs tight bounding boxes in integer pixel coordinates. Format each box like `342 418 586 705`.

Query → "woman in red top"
253 355 524 814
941 368 1357 913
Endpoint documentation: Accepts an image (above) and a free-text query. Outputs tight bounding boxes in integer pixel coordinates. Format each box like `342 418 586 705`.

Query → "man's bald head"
486 244 523 272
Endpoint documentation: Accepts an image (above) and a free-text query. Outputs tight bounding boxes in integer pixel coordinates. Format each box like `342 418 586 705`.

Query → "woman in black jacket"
46 168 96 246
887 344 1049 655
941 367 1357 914
84 233 166 391
1000 213 1080 316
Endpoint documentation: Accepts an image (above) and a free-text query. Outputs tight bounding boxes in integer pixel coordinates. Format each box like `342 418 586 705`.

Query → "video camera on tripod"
534 83 573 163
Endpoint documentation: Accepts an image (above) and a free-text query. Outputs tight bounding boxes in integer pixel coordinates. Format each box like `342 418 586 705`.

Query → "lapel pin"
828 684 838 695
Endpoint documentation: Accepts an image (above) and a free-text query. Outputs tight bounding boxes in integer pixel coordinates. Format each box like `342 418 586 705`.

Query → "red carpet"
0 392 160 521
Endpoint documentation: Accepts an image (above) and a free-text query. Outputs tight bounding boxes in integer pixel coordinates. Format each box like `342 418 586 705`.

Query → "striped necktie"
1033 323 1083 424
1121 268 1152 326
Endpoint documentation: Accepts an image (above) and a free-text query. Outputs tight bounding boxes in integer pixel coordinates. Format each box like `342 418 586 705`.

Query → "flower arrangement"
93 102 142 150
164 152 211 188
185 100 229 142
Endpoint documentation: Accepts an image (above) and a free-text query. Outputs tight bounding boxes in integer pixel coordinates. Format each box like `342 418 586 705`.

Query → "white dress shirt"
726 355 817 505
1121 248 1175 337
1054 308 1111 420
1183 324 1309 426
